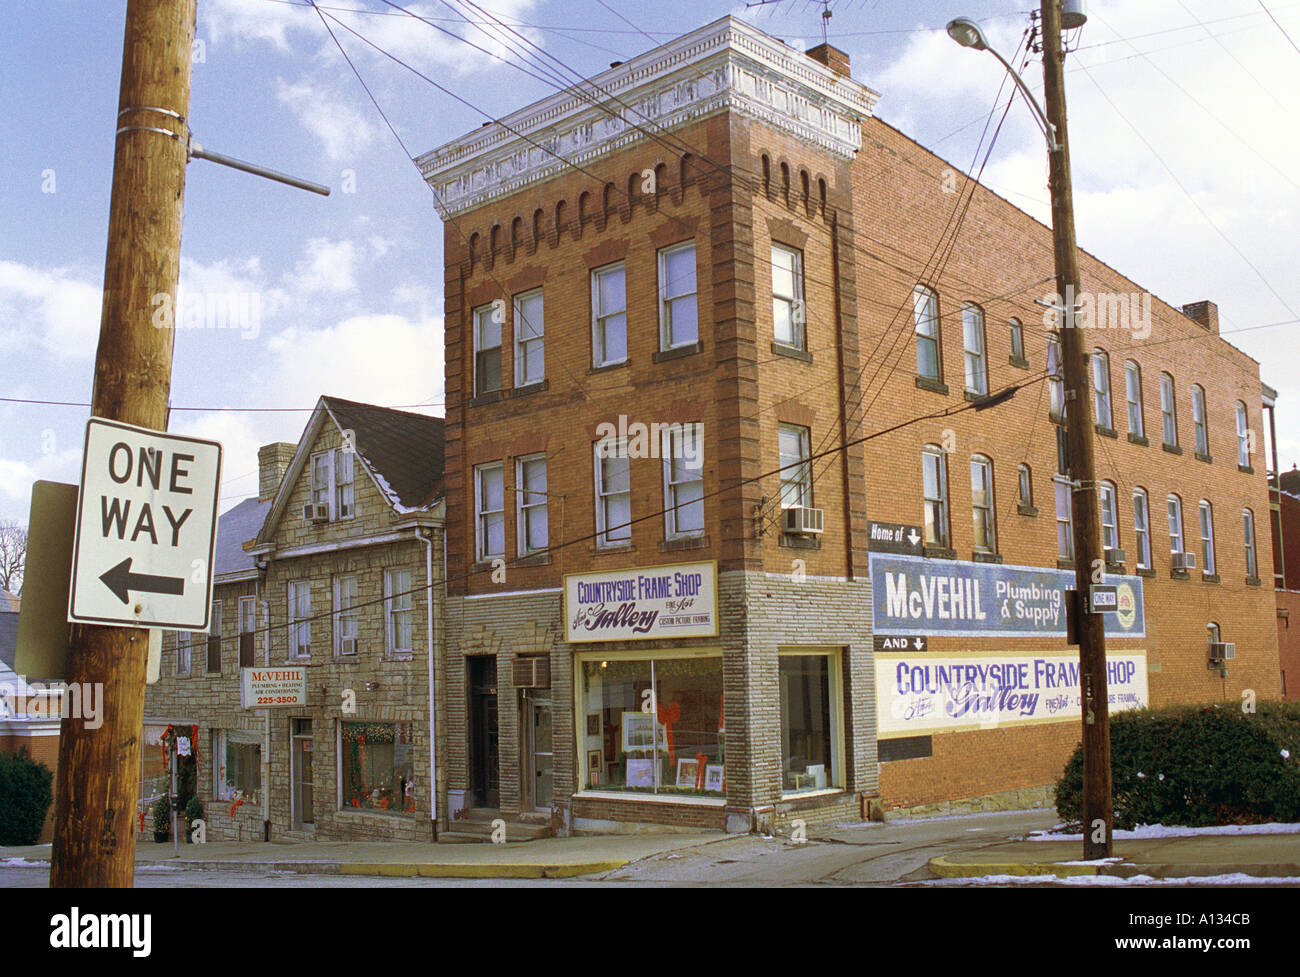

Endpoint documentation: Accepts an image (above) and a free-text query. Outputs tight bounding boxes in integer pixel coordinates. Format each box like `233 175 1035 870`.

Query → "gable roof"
214 496 273 578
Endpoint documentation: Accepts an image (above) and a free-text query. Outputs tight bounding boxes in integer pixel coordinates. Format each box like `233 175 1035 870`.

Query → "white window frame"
1192 384 1208 456
333 574 359 657
970 455 996 553
514 288 545 387
1160 373 1178 447
595 438 632 548
309 447 355 521
1236 401 1250 467
778 424 812 510
473 301 503 395
1125 360 1144 437
1047 333 1064 421
1168 494 1185 557
474 462 505 562
1099 481 1119 552
922 445 949 548
1243 508 1257 579
1199 500 1216 575
311 451 331 515
778 648 845 797
658 241 698 350
962 303 987 396
913 286 941 381
1055 477 1074 561
288 580 311 660
1133 488 1152 569
591 263 627 368
1009 318 1025 361
384 569 414 658
663 424 704 539
204 599 222 674
238 595 257 667
516 453 549 556
1017 463 1033 508
771 244 805 350
1092 349 1113 430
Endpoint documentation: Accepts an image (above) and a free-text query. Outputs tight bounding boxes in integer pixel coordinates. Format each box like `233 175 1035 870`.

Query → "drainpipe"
418 528 438 840
256 564 271 841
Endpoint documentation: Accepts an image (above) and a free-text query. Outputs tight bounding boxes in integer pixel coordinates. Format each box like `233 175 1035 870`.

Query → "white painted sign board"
68 418 222 631
240 667 308 709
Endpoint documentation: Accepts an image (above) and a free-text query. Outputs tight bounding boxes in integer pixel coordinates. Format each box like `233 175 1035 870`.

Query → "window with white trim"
658 242 698 350
1009 318 1025 361
1047 333 1064 421
595 438 632 547
778 425 812 510
1125 360 1144 437
963 303 987 395
385 569 414 657
206 600 222 673
1168 494 1185 556
1236 401 1250 467
1017 463 1033 508
1199 500 1216 575
1055 478 1074 560
913 286 941 381
215 729 262 805
474 462 505 562
1133 488 1152 569
334 574 359 656
309 448 355 521
970 455 996 553
1192 384 1208 455
516 454 548 555
514 288 545 386
772 244 805 350
288 581 311 659
1243 508 1258 579
1092 349 1113 430
663 425 704 538
238 595 256 667
473 302 503 394
922 445 949 548
1099 481 1119 552
1160 373 1178 447
592 263 627 368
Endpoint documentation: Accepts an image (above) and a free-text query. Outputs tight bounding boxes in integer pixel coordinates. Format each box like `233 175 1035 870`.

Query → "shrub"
152 795 171 842
1056 701 1300 829
0 749 54 845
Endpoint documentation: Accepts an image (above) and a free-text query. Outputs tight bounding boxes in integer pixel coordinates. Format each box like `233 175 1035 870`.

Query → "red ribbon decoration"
657 701 681 764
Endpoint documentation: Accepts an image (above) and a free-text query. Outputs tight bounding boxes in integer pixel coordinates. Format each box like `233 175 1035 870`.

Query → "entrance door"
468 658 499 808
291 718 313 828
525 693 554 811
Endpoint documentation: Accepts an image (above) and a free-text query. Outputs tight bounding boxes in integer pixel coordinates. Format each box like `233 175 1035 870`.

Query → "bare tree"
0 520 27 596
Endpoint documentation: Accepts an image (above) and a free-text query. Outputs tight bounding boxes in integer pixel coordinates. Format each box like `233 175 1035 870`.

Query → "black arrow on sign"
99 557 185 604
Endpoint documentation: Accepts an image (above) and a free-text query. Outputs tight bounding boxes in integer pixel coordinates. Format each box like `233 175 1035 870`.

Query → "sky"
2 0 1298 526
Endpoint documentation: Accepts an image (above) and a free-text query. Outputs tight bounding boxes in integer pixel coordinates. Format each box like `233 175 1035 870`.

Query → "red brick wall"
1278 590 1300 701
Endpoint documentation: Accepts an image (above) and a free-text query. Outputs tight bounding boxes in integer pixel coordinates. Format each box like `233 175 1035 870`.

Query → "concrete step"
439 818 552 843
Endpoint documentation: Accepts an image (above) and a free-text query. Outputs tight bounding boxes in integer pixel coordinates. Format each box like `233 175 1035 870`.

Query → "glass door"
291 718 313 827
527 694 553 810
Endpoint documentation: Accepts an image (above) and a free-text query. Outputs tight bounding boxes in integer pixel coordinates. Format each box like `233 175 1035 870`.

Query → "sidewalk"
1 832 729 880
931 833 1300 881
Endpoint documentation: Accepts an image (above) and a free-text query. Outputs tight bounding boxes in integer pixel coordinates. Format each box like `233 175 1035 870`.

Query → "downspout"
256 564 271 841
418 528 438 840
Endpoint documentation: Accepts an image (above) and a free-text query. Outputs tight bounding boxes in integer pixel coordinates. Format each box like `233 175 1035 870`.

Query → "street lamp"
947 2 1113 861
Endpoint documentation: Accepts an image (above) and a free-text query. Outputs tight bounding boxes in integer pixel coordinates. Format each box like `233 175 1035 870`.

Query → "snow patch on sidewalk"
1031 822 1300 841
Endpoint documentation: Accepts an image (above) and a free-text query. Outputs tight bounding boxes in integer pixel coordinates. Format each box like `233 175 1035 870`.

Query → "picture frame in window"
586 713 600 737
587 750 602 787
704 764 724 792
625 758 655 788
676 756 701 788
622 712 662 752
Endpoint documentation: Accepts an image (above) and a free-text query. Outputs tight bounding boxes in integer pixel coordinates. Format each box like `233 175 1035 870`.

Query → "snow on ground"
0 857 180 871
1031 822 1300 841
930 873 1300 887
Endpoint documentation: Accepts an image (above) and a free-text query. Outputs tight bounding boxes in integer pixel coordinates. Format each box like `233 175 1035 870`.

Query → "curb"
929 854 1103 878
338 859 629 879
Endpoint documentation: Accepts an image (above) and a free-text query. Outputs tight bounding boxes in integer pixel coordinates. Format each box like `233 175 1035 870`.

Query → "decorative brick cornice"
417 15 879 218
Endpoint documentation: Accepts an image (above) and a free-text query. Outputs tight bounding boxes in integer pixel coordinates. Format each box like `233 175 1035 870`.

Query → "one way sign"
68 418 222 631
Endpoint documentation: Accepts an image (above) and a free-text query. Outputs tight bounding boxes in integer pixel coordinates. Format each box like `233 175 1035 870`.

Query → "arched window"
1168 493 1185 557
962 303 987 395
489 223 501 257
510 216 523 253
970 455 996 553
1125 360 1144 438
1092 349 1113 430
554 200 567 239
603 182 616 216
1243 508 1258 579
532 208 544 244
800 168 811 213
761 154 771 196
1192 384 1208 456
1099 480 1119 553
1017 463 1032 508
922 445 949 548
818 177 827 216
1009 318 1025 363
1236 401 1251 468
913 286 941 381
578 191 591 227
780 161 790 206
1199 499 1216 575
1132 488 1151 569
1160 373 1178 447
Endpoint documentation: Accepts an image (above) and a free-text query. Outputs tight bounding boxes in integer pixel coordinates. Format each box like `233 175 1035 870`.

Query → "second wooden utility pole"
1041 0 1114 860
50 0 197 888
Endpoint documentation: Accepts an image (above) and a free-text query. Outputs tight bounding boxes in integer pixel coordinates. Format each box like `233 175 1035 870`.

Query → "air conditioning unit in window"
1104 548 1126 565
340 637 358 656
512 656 551 689
1171 552 1196 571
338 502 352 518
783 506 824 535
1209 641 1236 661
302 503 329 522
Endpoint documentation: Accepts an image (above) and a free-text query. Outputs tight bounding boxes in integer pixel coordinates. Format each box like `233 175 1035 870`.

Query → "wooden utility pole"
51 0 196 888
1041 0 1113 859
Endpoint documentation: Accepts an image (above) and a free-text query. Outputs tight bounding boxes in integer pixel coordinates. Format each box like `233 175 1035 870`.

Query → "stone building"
420 14 1282 833
143 396 445 842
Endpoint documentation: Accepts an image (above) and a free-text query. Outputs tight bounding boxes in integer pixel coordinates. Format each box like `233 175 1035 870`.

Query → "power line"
1257 0 1300 55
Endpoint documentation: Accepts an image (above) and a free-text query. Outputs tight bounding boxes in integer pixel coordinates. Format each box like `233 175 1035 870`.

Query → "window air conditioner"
783 506 824 535
1209 642 1235 661
1104 548 1125 565
512 656 551 689
1171 552 1196 571
340 637 358 656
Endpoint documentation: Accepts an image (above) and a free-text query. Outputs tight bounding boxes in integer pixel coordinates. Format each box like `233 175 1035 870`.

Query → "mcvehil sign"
564 561 718 643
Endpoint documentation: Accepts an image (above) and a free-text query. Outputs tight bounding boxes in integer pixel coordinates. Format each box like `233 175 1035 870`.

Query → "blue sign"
869 552 1145 638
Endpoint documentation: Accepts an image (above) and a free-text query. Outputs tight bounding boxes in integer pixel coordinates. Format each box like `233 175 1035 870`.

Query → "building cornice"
417 15 879 218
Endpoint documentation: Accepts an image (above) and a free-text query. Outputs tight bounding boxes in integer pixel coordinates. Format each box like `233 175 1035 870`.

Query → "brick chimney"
806 43 851 77
1181 300 1219 335
258 442 296 502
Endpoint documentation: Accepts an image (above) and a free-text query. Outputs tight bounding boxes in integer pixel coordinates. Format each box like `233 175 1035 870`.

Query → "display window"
340 721 416 814
779 650 844 794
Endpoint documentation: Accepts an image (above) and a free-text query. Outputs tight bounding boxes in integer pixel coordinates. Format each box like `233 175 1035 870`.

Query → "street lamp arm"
981 43 1061 152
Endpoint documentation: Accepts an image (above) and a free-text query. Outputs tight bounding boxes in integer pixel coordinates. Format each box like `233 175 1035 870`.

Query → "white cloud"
275 78 376 163
0 260 102 358
287 238 359 295
200 0 317 52
0 447 82 514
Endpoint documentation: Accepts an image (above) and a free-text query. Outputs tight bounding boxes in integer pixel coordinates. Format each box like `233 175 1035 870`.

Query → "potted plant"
152 796 170 843
183 797 204 843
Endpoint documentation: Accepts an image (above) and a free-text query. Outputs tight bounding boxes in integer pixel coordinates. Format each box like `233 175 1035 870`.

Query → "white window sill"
574 790 726 807
779 787 844 802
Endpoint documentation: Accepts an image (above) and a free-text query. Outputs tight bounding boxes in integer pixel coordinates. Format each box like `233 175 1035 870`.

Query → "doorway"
524 692 554 811
290 718 313 828
468 657 500 808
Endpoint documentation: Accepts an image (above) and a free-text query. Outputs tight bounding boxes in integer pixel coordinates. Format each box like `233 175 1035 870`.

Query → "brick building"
143 396 446 842
420 15 1282 832
1273 465 1300 700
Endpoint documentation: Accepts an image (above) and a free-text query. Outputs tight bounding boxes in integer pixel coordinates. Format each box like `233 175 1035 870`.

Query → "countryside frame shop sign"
240 667 308 709
868 552 1145 639
875 651 1149 737
565 561 717 643
68 419 222 631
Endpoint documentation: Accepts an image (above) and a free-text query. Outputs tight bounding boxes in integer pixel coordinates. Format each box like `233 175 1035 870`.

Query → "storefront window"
340 722 415 814
580 655 724 796
216 729 262 804
779 653 840 793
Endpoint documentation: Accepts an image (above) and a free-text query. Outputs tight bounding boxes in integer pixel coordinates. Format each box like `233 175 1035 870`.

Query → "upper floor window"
1018 463 1033 508
1192 384 1208 456
592 263 627 368
1133 488 1152 569
772 244 805 350
962 303 987 395
1243 508 1258 578
474 462 505 562
595 438 632 547
658 242 698 350
1055 477 1073 560
384 569 414 657
970 455 996 553
1236 401 1251 467
1125 360 1144 437
516 454 548 556
922 445 949 548
514 289 545 386
1160 373 1178 447
334 574 359 657
1168 493 1185 556
206 600 222 674
1009 318 1025 362
1199 500 1216 575
913 286 941 381
663 424 705 538
778 425 812 509
238 595 256 668
288 581 311 660
1047 333 1064 421
310 448 354 521
1092 349 1113 430
473 302 502 395
1099 481 1119 552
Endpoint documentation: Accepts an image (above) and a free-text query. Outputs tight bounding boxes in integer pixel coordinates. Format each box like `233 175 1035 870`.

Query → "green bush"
1056 701 1300 829
0 749 54 845
152 795 171 841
